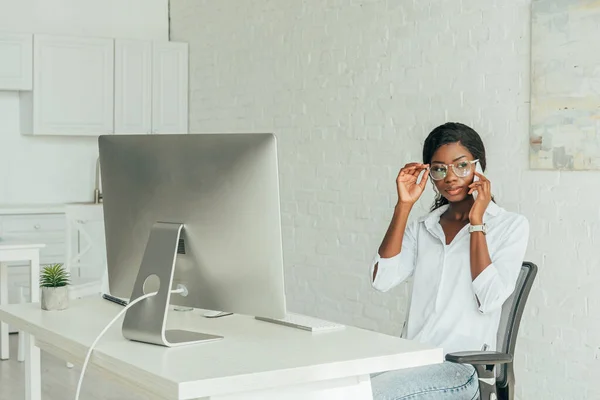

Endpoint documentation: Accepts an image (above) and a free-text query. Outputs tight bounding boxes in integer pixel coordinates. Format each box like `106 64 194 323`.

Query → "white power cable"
75 287 185 400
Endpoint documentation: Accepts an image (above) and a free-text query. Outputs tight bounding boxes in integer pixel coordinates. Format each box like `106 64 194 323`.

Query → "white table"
0 297 442 400
0 241 45 361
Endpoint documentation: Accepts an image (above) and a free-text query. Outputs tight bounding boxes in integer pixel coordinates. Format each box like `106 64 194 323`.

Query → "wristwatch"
469 224 487 235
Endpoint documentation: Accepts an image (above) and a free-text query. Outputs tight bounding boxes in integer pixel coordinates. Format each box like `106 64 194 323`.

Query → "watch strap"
469 224 486 234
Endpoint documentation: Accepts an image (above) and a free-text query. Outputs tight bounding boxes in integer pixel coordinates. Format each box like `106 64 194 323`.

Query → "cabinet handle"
34 224 41 230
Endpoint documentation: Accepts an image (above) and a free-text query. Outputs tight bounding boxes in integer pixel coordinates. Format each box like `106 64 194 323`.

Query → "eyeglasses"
429 159 479 181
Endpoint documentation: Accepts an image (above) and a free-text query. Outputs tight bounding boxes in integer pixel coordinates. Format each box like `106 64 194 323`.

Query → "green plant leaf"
39 263 70 288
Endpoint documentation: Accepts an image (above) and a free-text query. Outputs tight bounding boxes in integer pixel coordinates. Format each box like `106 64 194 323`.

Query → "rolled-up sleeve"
370 221 418 292
472 215 530 314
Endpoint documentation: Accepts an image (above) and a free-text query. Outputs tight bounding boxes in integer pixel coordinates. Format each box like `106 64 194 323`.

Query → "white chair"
0 241 45 362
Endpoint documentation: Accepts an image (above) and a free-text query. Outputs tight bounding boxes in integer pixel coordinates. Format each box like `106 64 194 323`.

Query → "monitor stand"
121 222 223 347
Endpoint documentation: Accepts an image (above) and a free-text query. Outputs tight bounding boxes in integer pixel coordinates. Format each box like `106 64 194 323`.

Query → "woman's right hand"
396 163 429 205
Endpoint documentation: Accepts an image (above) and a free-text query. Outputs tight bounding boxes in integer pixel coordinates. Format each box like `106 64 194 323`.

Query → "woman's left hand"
468 171 492 225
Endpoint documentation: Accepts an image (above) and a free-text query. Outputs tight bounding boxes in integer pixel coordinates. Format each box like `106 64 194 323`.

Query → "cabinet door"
31 34 114 135
0 33 32 90
64 205 106 284
152 42 188 134
115 40 152 134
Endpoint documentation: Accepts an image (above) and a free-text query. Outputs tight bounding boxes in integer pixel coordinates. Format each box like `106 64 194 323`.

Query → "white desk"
0 297 442 400
0 241 45 362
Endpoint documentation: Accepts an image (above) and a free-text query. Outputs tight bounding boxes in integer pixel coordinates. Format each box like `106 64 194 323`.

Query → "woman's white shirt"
370 202 529 355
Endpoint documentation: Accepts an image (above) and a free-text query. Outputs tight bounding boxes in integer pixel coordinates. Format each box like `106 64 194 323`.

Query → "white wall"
0 0 169 204
170 0 600 399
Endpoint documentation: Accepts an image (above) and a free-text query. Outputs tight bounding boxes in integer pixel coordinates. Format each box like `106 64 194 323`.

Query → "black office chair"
446 261 538 400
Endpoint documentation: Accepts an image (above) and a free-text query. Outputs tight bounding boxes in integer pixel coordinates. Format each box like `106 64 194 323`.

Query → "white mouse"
202 310 233 318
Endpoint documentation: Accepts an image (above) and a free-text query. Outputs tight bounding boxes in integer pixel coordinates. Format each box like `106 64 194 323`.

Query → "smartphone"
473 161 483 200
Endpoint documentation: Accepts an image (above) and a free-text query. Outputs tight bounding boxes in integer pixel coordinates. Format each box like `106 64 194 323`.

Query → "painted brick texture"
170 1 600 398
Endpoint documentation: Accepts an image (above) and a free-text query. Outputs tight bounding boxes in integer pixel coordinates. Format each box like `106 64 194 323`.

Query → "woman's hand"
396 163 429 206
468 171 492 225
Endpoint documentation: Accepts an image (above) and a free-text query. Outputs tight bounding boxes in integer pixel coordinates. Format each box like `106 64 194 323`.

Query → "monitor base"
121 222 223 347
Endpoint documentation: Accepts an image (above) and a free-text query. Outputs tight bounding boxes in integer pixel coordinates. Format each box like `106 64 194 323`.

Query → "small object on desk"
203 310 233 318
102 293 128 307
173 305 194 312
40 264 71 311
256 313 346 333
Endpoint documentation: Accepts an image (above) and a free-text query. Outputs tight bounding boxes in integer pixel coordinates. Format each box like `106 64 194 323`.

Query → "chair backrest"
496 261 538 387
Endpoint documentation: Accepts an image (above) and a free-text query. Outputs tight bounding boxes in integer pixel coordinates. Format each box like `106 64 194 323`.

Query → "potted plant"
40 263 70 311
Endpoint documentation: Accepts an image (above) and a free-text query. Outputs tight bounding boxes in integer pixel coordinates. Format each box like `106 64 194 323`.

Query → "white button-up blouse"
370 202 529 355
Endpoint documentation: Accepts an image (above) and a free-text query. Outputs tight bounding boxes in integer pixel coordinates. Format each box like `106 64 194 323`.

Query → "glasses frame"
428 159 479 181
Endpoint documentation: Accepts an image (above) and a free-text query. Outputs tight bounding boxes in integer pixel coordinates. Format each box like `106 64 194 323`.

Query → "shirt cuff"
472 263 498 312
371 252 401 287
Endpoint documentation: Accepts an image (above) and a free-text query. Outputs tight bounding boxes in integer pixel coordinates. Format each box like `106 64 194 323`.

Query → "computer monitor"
98 133 286 347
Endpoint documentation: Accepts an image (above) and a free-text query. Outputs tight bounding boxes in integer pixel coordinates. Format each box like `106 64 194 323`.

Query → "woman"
370 122 529 399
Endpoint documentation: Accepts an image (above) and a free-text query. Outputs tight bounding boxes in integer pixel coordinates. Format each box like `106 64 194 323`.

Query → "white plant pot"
41 286 69 311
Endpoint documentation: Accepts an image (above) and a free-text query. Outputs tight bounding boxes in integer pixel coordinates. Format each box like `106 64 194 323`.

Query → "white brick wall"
170 1 600 398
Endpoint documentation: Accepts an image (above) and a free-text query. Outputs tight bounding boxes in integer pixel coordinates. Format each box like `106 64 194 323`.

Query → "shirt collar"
419 201 501 230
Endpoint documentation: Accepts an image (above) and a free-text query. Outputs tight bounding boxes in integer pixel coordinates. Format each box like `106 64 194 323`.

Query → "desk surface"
0 297 442 399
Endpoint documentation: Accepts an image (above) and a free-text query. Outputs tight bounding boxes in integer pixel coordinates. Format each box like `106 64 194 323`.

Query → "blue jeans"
371 362 479 400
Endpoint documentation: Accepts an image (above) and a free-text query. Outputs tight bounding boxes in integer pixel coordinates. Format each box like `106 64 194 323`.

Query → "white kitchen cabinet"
0 205 108 305
0 33 32 90
20 34 114 136
64 204 106 286
114 39 152 134
114 40 188 135
151 41 189 134
0 213 66 265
